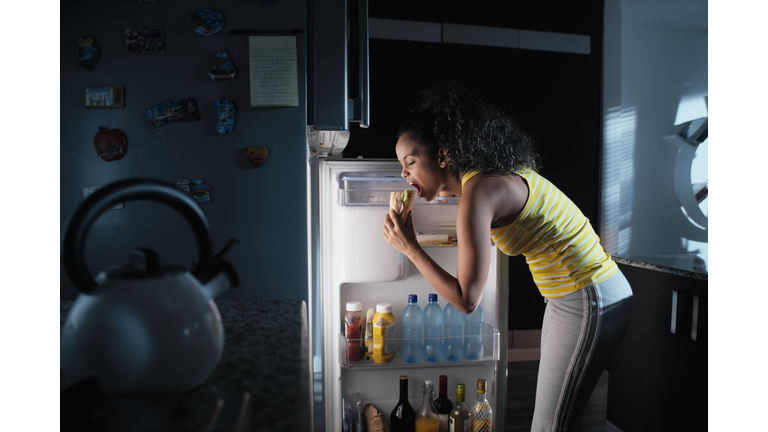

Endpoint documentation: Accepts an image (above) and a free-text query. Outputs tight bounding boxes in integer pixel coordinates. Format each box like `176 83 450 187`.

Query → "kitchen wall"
601 0 708 258
60 0 310 301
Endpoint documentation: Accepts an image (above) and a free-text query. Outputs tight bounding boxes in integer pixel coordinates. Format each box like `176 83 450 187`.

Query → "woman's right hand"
383 208 419 258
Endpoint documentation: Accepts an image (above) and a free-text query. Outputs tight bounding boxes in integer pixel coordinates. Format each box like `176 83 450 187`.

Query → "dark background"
345 0 605 330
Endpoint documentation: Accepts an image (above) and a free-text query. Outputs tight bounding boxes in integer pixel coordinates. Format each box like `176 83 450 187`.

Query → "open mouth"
409 182 422 198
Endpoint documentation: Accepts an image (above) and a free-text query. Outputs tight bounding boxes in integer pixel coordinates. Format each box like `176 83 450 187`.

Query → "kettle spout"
197 238 240 299
202 260 238 299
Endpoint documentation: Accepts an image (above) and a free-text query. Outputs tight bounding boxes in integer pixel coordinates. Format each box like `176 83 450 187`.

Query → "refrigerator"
312 159 509 432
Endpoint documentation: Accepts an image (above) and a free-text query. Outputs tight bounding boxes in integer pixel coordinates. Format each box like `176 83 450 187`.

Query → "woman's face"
395 133 448 202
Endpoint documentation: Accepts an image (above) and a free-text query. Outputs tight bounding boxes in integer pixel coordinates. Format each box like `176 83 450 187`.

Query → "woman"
383 81 633 432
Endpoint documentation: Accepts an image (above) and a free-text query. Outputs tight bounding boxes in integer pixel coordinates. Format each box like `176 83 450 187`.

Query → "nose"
401 165 408 178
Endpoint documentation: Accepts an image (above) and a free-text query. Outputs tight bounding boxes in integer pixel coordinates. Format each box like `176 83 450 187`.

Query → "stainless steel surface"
670 290 679 334
691 295 699 342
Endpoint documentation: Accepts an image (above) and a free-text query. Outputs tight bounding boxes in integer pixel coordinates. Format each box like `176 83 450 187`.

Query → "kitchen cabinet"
606 261 708 432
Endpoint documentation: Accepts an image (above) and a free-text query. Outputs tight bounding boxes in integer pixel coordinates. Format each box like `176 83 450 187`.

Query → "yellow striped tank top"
462 169 617 298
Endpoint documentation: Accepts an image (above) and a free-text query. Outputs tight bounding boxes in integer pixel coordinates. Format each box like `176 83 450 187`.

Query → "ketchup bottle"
345 301 364 362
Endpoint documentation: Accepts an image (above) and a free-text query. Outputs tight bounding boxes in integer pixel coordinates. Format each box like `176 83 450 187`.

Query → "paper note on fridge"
249 35 299 107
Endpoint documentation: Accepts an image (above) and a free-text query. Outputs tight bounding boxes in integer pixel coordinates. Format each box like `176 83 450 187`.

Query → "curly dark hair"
396 81 541 175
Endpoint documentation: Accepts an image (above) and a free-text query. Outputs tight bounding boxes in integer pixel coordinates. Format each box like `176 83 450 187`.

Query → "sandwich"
389 189 415 226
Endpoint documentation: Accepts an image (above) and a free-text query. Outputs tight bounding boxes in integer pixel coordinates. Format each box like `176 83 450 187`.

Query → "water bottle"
463 305 483 360
443 303 464 361
422 294 444 362
402 294 423 363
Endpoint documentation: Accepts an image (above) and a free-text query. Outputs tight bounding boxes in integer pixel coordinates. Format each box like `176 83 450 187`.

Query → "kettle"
60 179 239 394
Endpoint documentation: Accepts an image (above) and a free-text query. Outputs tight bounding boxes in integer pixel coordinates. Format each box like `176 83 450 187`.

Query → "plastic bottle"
372 303 396 364
422 294 444 362
463 305 483 360
443 303 464 361
415 380 440 432
345 301 365 363
401 294 423 363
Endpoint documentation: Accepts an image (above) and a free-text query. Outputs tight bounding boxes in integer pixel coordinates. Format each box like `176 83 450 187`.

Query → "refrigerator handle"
357 0 369 128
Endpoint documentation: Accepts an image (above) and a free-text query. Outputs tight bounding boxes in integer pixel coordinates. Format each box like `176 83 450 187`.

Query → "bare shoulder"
459 173 528 227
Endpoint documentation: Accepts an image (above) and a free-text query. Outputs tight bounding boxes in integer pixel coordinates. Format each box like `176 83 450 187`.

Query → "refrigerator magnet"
84 85 125 109
190 9 224 36
125 27 165 54
207 51 236 81
176 179 211 203
93 127 127 161
145 98 201 130
77 36 100 71
246 146 268 168
215 100 235 135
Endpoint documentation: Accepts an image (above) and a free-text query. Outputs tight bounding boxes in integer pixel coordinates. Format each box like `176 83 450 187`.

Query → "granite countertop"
61 299 311 432
612 253 707 281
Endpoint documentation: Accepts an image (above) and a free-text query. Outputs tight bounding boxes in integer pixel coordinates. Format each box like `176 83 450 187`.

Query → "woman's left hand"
383 209 419 257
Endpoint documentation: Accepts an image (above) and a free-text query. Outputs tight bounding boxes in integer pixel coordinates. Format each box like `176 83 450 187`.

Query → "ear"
437 147 450 168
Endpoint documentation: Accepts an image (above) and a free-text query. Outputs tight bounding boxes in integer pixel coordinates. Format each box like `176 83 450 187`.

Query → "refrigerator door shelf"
338 322 500 368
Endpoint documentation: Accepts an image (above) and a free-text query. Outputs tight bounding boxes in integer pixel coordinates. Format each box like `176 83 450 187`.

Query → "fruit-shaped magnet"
93 127 127 161
77 37 100 71
215 100 235 135
247 146 268 168
190 9 224 36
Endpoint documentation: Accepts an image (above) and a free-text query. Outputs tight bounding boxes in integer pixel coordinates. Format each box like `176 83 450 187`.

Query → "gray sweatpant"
531 269 634 432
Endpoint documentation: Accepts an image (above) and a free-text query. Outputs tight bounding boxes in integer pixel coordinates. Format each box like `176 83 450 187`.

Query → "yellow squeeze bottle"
372 303 396 363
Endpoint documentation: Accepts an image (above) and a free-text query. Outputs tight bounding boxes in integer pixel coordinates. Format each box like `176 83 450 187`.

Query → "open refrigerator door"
318 159 508 432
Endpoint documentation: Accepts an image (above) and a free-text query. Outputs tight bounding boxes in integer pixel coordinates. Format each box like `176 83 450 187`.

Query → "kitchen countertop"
612 253 708 281
61 299 312 432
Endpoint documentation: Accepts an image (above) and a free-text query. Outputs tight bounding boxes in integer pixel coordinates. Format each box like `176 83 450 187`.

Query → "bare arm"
382 181 496 314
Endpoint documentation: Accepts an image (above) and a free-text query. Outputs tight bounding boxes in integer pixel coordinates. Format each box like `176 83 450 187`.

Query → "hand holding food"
389 189 415 226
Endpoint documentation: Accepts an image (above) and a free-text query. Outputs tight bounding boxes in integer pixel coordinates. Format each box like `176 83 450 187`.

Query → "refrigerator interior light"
308 127 350 157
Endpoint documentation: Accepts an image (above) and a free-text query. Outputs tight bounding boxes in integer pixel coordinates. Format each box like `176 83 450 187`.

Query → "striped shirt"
462 169 617 298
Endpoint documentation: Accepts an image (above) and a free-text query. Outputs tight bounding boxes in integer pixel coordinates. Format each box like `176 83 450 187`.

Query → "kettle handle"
62 178 214 294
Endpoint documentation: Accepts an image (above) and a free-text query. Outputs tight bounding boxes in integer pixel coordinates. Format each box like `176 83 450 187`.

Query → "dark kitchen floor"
506 360 608 432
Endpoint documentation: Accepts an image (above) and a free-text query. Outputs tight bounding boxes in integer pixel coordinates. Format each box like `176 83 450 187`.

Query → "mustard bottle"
372 303 396 363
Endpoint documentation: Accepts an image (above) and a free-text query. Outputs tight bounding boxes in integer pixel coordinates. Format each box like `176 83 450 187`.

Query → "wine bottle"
434 375 454 432
470 379 492 432
391 375 417 432
448 383 471 432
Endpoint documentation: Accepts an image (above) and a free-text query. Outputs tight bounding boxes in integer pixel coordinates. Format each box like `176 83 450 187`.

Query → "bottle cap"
346 301 362 311
400 375 408 381
408 294 417 302
376 303 392 313
477 379 486 393
424 380 432 385
457 383 465 394
429 293 437 302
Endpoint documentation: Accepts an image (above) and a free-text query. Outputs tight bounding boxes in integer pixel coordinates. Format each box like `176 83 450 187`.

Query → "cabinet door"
685 281 708 431
343 38 443 159
607 264 694 432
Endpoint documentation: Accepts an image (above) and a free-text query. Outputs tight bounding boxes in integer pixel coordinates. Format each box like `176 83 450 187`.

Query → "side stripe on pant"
551 285 603 431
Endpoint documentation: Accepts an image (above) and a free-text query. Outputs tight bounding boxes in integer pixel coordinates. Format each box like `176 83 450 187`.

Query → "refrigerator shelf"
339 174 460 206
338 322 500 368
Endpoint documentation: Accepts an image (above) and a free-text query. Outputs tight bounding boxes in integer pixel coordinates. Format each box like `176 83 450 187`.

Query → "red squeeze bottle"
345 301 364 362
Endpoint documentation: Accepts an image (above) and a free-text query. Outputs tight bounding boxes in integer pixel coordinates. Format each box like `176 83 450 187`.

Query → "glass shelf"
339 174 460 206
338 322 500 368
